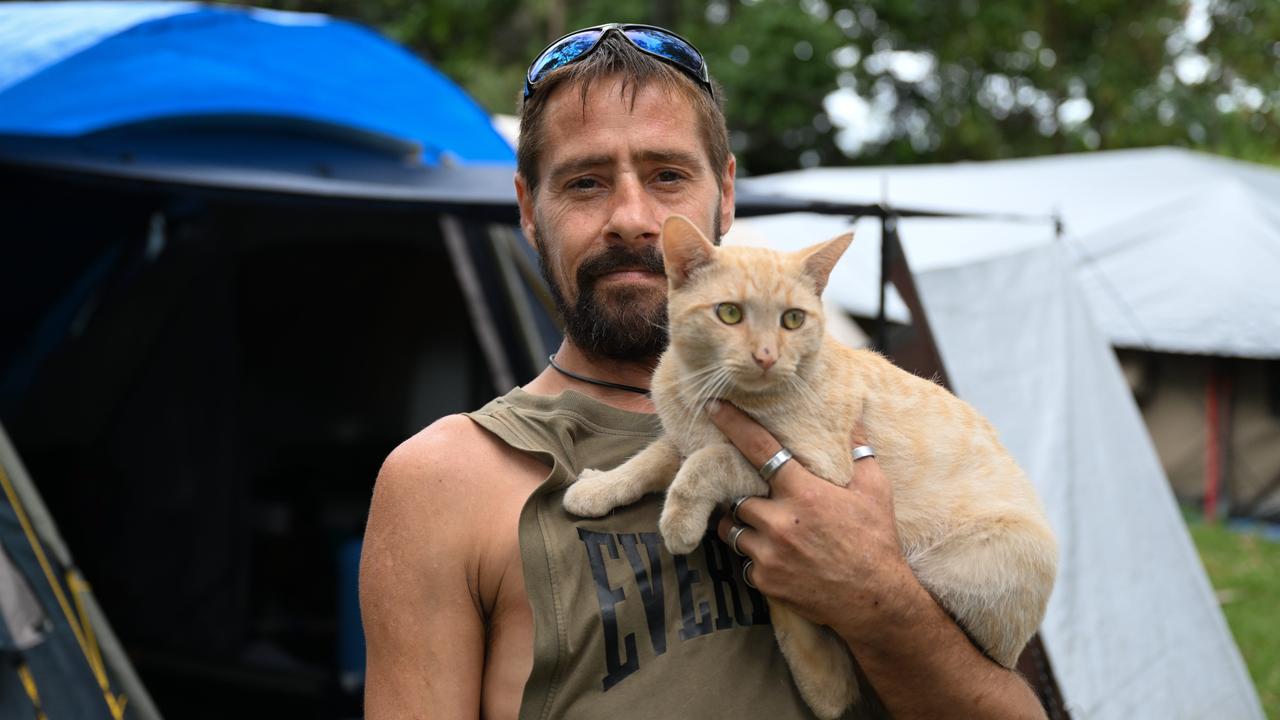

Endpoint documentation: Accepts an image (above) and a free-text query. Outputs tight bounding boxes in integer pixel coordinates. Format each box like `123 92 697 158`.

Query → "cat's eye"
781 309 806 330
716 303 743 325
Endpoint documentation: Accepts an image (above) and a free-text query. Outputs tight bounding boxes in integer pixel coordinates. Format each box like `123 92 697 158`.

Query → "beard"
535 211 722 362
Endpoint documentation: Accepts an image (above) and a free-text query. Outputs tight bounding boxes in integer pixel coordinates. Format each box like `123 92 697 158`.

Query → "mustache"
576 245 666 288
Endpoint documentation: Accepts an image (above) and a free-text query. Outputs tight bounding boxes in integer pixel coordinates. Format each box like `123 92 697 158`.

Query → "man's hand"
706 400 1048 720
708 399 915 639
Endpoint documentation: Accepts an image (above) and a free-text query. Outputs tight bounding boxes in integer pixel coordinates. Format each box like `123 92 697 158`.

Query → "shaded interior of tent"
0 139 553 717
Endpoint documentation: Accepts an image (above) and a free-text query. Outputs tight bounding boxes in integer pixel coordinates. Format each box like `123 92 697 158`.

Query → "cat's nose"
753 351 776 370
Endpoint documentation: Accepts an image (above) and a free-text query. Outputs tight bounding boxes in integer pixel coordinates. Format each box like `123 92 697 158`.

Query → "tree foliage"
237 0 1280 174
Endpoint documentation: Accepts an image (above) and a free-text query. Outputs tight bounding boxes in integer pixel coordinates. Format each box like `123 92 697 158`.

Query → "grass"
1185 515 1280 718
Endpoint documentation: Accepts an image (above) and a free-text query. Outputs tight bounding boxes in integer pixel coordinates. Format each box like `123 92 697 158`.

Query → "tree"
236 0 1280 173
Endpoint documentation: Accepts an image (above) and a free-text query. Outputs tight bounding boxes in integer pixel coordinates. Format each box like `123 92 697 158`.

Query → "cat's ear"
799 232 854 295
661 215 716 287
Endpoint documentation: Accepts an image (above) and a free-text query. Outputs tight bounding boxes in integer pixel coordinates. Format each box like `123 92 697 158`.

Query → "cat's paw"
800 677 859 720
658 500 709 555
776 616 860 720
563 468 625 517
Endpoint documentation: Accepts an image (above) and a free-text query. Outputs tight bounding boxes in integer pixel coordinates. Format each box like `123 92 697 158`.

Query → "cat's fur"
563 215 1058 719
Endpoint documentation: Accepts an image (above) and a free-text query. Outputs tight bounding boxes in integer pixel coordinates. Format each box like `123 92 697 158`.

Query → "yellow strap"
68 573 108 683
0 464 126 719
69 571 128 718
16 662 48 720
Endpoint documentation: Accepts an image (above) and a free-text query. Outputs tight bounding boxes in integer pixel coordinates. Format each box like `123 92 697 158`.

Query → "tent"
727 153 1271 719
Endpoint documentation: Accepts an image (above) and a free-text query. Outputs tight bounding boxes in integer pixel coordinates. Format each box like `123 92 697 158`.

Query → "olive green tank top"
466 388 884 720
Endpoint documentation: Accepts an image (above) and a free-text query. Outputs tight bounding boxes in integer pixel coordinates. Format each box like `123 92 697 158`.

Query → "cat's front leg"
659 443 765 554
564 438 682 517
771 601 859 719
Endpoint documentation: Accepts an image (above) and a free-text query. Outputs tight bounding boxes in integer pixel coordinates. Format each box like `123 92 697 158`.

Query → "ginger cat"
563 215 1057 719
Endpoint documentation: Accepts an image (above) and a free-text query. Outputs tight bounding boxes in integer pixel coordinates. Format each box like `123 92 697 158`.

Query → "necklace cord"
547 354 650 395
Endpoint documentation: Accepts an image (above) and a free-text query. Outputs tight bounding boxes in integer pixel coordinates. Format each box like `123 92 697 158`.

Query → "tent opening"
2 170 502 717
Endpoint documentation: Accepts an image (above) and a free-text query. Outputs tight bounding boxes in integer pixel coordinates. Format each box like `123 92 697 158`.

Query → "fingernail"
706 399 721 415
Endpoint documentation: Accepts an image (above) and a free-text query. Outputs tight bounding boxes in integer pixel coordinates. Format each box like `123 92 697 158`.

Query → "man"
361 25 1047 719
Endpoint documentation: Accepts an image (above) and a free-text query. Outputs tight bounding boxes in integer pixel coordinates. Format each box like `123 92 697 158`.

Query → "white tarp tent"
735 147 1280 359
725 149 1269 718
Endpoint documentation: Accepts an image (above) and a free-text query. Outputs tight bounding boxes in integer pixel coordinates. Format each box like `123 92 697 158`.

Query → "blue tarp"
0 1 514 165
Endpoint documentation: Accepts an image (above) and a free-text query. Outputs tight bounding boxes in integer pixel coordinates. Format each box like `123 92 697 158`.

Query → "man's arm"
707 401 1047 720
360 416 486 719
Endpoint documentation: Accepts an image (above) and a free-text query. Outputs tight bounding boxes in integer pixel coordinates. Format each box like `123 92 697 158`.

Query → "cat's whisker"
670 371 716 426
693 374 725 412
674 367 731 432
684 369 727 419
786 374 824 407
682 364 725 381
786 372 821 404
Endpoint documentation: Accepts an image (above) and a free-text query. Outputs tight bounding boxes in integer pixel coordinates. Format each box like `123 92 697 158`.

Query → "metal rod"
487 225 546 375
440 214 516 392
876 214 892 351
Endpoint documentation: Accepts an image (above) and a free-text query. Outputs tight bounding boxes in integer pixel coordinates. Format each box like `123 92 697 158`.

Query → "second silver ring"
728 524 748 557
757 447 793 481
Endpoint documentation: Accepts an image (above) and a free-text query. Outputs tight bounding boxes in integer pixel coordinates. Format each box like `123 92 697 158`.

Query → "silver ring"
730 496 751 524
757 447 793 481
728 524 748 557
742 559 757 589
852 445 876 461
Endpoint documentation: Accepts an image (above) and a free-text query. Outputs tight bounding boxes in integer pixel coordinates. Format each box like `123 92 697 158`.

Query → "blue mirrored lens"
529 31 602 84
624 28 705 78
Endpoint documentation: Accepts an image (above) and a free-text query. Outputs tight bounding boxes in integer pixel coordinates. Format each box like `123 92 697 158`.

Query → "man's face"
516 77 736 361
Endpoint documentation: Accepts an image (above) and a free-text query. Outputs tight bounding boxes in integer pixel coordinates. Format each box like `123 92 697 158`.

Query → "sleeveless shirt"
466 388 885 720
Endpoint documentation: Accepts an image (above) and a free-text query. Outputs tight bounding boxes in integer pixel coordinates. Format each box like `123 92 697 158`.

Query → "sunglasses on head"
524 23 713 100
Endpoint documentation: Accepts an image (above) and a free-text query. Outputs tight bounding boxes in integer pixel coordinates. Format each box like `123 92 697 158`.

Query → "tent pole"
486 225 547 374
1204 363 1221 522
441 214 517 393
877 214 892 351
1221 360 1234 516
880 220 951 389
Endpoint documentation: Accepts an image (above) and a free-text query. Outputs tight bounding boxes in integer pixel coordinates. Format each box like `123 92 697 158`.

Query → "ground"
1186 513 1280 718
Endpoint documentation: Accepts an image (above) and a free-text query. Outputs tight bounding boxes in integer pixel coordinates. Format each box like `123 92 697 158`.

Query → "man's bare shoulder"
362 413 543 607
372 413 542 518
383 414 507 482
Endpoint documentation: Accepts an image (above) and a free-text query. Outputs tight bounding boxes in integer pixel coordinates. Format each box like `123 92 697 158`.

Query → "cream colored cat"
563 215 1057 719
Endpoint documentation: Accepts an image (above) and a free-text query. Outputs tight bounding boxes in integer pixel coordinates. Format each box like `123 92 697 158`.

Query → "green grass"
1185 515 1280 718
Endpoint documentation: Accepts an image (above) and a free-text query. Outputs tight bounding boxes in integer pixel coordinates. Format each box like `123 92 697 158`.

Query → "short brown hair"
517 31 730 197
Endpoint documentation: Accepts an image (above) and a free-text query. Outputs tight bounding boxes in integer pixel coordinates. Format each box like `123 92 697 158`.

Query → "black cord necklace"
547 354 650 395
